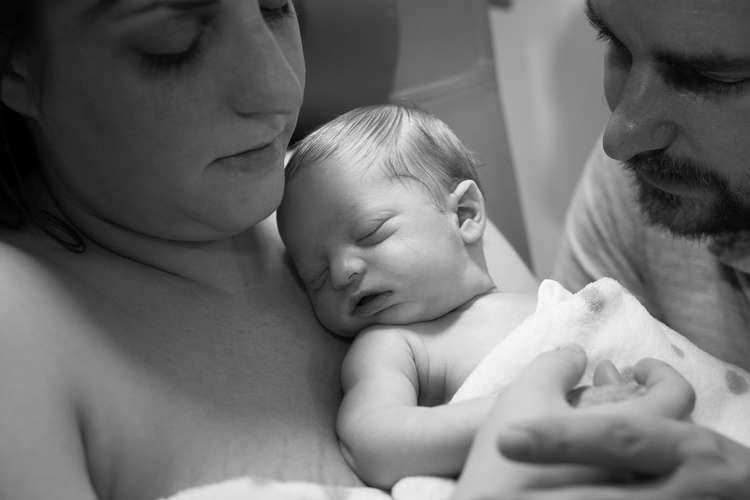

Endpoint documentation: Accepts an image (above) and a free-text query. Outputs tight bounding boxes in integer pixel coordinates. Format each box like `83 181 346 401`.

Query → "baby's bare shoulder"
429 291 537 340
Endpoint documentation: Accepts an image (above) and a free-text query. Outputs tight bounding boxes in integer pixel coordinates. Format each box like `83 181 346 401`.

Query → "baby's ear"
1 42 39 119
448 179 486 245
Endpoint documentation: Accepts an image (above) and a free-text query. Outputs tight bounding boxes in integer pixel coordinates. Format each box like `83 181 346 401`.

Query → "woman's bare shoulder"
0 232 99 499
0 231 89 318
0 229 93 385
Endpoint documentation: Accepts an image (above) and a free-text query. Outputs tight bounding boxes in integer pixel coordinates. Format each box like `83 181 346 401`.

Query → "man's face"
589 0 750 237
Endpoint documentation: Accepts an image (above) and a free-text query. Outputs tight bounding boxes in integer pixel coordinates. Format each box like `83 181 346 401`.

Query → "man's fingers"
509 344 588 396
497 414 691 476
497 482 672 500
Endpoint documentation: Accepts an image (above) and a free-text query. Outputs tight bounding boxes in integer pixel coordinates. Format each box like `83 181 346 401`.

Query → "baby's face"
279 162 469 336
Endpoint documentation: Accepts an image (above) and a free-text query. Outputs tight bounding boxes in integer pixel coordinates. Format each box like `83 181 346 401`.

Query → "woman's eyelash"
593 28 612 44
139 35 205 74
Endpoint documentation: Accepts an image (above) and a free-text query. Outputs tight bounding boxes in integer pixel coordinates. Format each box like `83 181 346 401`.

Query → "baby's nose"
330 256 365 290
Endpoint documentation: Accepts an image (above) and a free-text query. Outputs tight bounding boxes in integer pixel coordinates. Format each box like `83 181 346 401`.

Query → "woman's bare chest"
76 285 361 500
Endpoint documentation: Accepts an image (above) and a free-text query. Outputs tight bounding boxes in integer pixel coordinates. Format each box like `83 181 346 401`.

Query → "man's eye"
664 69 749 97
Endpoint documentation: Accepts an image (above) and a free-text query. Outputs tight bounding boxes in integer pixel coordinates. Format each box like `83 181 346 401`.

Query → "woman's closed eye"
133 13 214 74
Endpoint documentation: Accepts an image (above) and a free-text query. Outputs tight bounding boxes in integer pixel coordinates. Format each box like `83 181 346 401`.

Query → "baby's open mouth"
357 294 380 307
352 291 393 316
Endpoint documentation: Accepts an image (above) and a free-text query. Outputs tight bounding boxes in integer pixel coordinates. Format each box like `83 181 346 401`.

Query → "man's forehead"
590 0 750 56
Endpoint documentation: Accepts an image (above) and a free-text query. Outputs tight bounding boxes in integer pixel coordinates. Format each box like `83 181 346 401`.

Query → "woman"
0 1 744 500
0 1 350 498
0 1 533 498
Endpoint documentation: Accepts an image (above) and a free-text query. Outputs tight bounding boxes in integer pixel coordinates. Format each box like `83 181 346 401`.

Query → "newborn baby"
277 104 749 492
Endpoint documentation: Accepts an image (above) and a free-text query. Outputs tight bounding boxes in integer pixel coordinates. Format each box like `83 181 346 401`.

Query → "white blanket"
164 278 750 500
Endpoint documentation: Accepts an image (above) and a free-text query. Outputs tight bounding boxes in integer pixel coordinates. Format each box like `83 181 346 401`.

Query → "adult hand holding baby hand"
498 396 750 500
452 344 698 500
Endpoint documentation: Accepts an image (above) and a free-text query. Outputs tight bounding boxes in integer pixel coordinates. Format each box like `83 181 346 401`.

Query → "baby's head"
278 104 495 336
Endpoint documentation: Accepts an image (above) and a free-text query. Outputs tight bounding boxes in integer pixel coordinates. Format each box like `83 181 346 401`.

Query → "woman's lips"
212 139 280 173
351 291 394 317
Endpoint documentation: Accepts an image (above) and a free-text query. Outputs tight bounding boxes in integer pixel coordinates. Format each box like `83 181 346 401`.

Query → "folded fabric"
164 278 750 500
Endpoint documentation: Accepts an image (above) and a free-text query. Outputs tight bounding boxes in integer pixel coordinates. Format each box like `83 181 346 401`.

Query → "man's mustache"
623 151 721 190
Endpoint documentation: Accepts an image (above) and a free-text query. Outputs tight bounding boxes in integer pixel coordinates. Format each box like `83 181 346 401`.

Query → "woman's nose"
603 65 678 162
223 9 305 117
329 253 365 291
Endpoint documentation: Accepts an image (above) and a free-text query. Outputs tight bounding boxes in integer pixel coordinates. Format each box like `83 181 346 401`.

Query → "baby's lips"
351 291 393 317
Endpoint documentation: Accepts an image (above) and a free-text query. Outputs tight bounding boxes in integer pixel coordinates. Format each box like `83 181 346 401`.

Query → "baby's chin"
323 315 384 338
322 304 438 338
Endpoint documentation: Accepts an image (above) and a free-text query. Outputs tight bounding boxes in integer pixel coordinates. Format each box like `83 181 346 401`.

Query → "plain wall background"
390 0 531 270
490 0 610 277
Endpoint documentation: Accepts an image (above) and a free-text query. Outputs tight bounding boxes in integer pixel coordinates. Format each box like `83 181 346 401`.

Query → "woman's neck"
33 177 284 292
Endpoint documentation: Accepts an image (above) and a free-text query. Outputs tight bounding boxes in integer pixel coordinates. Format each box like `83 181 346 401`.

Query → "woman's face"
26 0 304 240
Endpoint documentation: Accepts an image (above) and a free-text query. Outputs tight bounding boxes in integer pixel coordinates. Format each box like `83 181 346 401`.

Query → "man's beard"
624 151 750 238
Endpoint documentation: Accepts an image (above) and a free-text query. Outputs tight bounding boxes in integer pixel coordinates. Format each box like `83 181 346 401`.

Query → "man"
486 1 750 498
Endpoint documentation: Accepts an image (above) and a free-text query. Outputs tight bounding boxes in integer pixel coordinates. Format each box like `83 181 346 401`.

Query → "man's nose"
603 65 678 161
329 252 365 290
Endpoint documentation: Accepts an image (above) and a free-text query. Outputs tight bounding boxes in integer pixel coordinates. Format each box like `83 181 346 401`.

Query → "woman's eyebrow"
84 0 216 20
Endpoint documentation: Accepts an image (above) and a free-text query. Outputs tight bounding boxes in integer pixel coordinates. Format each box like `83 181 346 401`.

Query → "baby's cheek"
567 382 646 408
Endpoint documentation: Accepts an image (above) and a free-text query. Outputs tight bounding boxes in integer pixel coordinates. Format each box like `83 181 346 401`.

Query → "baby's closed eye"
355 217 395 246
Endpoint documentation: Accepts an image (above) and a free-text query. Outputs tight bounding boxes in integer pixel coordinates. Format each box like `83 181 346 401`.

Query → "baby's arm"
337 327 494 490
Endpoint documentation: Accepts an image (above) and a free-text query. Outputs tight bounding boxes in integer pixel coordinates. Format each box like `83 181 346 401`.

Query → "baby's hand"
568 381 646 407
568 359 694 420
567 360 646 407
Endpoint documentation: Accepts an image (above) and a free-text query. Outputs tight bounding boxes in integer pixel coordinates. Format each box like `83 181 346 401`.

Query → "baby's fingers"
582 358 694 419
593 360 627 385
631 358 695 419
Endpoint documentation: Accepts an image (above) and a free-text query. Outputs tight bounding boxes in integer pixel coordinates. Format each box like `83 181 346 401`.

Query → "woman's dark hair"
0 2 85 252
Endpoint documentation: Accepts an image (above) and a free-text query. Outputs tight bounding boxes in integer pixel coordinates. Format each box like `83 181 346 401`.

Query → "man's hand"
497 413 750 499
452 345 697 500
